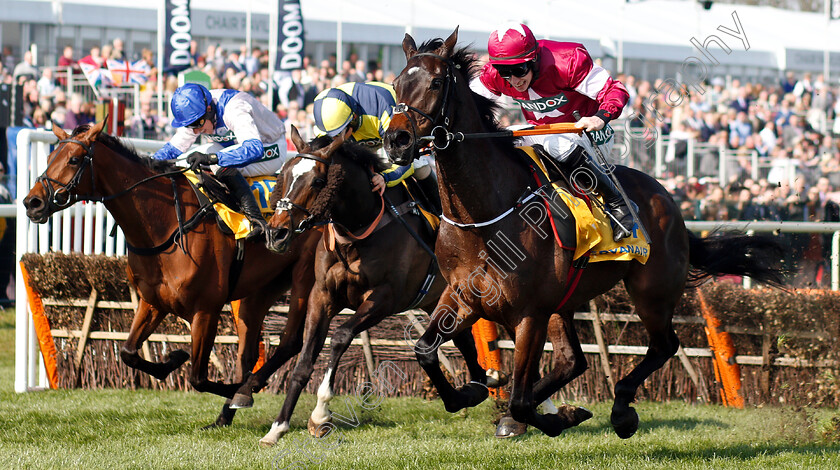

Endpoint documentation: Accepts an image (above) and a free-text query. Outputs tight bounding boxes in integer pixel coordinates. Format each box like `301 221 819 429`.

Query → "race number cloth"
522 147 649 264
184 171 276 239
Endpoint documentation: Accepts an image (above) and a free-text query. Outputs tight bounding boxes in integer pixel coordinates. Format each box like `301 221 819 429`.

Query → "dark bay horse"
251 126 491 446
22 120 320 428
383 29 786 439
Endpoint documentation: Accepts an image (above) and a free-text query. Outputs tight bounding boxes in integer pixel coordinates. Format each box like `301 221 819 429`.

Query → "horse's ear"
52 123 69 141
402 34 418 60
289 125 309 153
436 26 459 58
89 118 107 139
325 134 344 156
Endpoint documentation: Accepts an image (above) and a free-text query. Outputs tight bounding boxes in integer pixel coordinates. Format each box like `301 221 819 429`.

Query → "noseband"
36 137 192 213
393 52 461 152
36 138 97 209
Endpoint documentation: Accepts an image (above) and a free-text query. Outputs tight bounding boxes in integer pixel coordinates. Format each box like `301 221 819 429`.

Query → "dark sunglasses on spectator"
494 62 531 79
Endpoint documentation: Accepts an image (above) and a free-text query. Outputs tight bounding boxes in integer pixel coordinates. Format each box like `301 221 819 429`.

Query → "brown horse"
22 120 320 428
383 29 786 439
251 127 492 446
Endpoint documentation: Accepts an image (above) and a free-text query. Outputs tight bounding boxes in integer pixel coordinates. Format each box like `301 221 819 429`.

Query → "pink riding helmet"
487 23 538 65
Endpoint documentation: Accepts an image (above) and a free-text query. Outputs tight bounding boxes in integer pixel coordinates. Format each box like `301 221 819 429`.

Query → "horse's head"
384 28 460 165
266 126 344 253
23 119 107 223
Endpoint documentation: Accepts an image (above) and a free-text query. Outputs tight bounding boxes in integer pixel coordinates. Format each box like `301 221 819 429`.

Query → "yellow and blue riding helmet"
313 88 362 138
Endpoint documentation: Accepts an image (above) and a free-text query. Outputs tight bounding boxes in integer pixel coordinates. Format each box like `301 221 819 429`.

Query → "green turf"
1 307 839 469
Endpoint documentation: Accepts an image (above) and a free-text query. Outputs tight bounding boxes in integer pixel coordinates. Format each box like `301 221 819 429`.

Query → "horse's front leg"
207 294 275 429
231 257 315 409
120 298 189 380
496 313 591 438
308 287 395 437
187 310 240 399
260 286 337 447
415 286 487 413
509 314 585 437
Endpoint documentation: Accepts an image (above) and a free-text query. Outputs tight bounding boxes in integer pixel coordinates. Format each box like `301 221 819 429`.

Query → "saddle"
516 145 650 265
183 170 276 239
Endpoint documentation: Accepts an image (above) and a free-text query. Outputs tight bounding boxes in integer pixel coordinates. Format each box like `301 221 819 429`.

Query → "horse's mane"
307 135 389 220
72 124 180 173
415 39 517 152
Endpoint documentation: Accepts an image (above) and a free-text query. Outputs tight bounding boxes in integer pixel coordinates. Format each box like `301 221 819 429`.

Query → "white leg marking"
310 368 334 425
260 421 290 447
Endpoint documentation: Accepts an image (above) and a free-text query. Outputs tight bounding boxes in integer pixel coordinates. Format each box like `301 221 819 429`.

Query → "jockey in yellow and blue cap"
313 82 439 213
154 83 288 241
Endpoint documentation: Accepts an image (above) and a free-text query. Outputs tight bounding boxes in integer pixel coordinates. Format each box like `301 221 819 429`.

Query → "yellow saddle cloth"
521 147 649 265
184 171 276 240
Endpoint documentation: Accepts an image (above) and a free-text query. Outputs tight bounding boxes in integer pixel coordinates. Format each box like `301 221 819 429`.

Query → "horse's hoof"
485 368 509 388
308 416 333 438
258 436 277 448
463 382 490 406
495 416 527 439
557 404 593 427
167 349 190 367
611 406 639 439
260 422 290 447
230 392 254 409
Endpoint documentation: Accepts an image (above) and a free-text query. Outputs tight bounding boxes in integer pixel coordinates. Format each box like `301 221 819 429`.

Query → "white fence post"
832 231 840 291
14 130 165 392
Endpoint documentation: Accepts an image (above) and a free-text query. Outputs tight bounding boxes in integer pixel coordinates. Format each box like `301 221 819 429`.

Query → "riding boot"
560 146 635 242
416 173 442 216
216 167 269 241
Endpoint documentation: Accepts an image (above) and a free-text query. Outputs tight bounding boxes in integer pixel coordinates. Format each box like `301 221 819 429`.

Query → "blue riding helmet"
170 83 213 128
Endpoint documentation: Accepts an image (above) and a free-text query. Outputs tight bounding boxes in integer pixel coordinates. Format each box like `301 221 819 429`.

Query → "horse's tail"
687 230 789 288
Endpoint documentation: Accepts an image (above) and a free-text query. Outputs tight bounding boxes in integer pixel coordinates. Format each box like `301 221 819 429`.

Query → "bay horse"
249 126 491 446
22 120 321 428
383 29 786 439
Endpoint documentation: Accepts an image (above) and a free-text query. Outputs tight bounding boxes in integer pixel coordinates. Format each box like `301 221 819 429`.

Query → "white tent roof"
20 0 840 69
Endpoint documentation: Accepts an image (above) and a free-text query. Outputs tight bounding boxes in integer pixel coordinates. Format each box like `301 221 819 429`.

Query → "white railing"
14 129 164 393
12 130 840 392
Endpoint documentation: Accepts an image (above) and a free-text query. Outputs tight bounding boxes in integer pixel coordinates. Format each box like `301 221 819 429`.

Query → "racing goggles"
494 62 532 79
186 96 214 129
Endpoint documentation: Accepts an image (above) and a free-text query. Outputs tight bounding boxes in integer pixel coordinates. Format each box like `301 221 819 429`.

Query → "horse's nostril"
23 197 42 211
394 131 412 149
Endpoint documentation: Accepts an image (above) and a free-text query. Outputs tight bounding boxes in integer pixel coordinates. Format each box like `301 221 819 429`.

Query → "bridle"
36 138 97 209
36 136 190 212
393 52 461 153
273 152 332 235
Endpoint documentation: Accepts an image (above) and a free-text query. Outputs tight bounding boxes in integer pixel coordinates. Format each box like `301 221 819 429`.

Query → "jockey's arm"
381 162 415 187
152 127 198 160
216 101 264 168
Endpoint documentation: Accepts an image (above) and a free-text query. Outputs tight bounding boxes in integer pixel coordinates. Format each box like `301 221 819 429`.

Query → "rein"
274 152 333 235
327 193 386 246
40 137 211 255
38 138 190 208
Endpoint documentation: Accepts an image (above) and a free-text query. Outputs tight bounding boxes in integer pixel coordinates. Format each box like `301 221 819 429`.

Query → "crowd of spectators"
2 41 840 286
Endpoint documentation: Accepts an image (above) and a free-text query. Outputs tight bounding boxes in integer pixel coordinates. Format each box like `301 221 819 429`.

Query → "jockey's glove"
187 152 218 169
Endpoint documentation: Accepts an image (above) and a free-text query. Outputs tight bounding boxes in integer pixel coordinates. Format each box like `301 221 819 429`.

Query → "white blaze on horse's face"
407 66 421 75
287 158 317 198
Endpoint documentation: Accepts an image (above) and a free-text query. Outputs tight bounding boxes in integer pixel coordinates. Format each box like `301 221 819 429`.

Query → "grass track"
1 308 839 469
